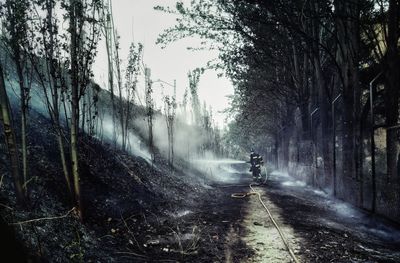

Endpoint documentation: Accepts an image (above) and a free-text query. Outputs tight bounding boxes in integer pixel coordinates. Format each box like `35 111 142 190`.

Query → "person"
256 154 264 166
249 149 264 178
249 148 256 169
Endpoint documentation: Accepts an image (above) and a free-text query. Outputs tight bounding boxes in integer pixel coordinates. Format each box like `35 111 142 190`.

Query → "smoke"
271 171 400 242
187 155 249 183
133 113 215 162
5 78 51 118
4 67 235 177
281 180 307 187
99 114 152 161
193 159 246 164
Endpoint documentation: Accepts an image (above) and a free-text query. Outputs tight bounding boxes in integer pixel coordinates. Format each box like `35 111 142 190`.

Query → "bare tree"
123 42 143 151
163 81 177 166
145 67 155 162
188 69 202 125
101 0 117 146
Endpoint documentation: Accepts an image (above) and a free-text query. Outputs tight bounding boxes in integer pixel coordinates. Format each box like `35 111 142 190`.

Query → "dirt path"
208 182 303 263
239 185 303 263
208 169 400 263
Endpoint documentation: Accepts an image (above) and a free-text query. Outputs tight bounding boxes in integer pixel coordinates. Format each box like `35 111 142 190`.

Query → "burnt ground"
1 108 400 262
254 172 400 262
0 107 254 262
191 169 400 263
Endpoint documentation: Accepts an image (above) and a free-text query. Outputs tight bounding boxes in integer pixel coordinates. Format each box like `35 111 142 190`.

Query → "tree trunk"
299 103 309 137
282 103 295 170
274 134 279 169
51 71 72 196
15 59 28 195
5 0 30 195
46 0 72 195
104 11 117 147
334 0 361 205
292 44 310 138
314 54 332 188
145 68 155 162
115 45 125 151
0 64 25 204
69 0 82 220
170 121 174 166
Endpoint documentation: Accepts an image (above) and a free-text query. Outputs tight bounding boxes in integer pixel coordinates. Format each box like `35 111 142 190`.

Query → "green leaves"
176 1 185 15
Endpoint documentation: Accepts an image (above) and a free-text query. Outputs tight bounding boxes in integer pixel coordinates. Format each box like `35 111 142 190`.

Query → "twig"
186 226 201 252
98 234 114 240
10 207 76 225
115 251 148 258
0 203 13 210
0 174 4 188
22 176 37 190
167 226 184 257
120 213 144 253
115 155 143 184
142 212 148 225
117 213 136 223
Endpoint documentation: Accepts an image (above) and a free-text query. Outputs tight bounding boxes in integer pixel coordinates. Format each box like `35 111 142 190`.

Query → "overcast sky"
93 0 233 127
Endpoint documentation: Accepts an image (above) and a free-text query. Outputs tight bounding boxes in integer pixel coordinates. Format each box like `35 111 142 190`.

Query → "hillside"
0 88 250 262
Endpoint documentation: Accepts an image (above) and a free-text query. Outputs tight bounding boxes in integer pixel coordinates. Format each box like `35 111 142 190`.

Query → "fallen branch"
115 251 148 258
120 213 144 253
115 155 143 184
22 176 37 190
10 207 76 225
0 203 13 210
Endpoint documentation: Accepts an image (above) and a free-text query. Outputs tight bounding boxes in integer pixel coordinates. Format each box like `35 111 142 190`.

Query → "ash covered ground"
1 109 400 262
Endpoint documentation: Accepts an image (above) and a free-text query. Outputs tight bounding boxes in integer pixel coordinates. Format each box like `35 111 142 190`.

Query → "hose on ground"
232 183 300 263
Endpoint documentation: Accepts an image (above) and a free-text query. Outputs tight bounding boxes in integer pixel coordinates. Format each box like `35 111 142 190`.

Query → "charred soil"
0 109 253 262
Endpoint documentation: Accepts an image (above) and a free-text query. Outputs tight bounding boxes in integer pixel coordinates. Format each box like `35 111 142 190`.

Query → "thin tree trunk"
81 99 86 132
15 61 28 194
104 9 117 146
0 64 25 204
46 0 73 194
314 55 332 187
69 0 82 220
113 38 125 150
282 103 295 170
171 124 174 166
124 99 131 150
30 54 73 196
